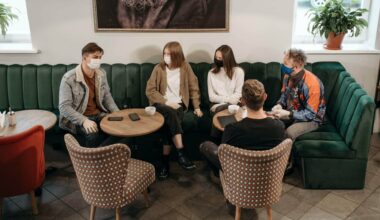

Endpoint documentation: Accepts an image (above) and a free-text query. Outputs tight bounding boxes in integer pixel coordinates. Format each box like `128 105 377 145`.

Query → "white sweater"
207 67 245 110
164 67 182 104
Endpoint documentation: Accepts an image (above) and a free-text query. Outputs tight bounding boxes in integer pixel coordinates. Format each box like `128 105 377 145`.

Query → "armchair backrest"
218 139 292 209
64 134 131 208
0 125 45 197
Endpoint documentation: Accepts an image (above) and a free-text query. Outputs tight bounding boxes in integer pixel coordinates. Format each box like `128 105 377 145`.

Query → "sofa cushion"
294 139 355 159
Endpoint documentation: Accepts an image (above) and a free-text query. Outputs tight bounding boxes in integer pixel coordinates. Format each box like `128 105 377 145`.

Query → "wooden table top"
100 108 165 138
0 109 57 137
212 108 245 132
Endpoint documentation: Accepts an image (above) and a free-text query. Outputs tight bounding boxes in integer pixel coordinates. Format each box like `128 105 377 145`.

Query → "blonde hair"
286 48 307 66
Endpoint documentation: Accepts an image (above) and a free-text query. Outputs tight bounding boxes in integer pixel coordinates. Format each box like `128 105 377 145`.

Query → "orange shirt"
83 74 100 116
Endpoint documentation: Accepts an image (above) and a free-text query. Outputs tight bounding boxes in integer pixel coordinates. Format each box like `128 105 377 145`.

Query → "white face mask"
164 55 171 65
87 58 101 69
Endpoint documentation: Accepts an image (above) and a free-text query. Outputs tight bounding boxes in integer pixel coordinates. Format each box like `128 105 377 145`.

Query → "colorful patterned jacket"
277 69 326 124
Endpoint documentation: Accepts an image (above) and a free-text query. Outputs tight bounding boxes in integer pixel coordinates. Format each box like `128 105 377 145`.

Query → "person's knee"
199 141 218 155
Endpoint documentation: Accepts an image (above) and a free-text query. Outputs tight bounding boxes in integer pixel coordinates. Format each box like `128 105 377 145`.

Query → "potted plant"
0 3 18 37
308 0 368 50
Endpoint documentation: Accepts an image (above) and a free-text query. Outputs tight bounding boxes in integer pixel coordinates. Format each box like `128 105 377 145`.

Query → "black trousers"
75 113 127 148
154 103 185 145
210 103 229 142
199 141 221 176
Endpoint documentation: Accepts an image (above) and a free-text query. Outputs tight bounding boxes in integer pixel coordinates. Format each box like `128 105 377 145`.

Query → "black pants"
210 103 229 142
76 113 127 148
154 103 185 145
199 141 221 176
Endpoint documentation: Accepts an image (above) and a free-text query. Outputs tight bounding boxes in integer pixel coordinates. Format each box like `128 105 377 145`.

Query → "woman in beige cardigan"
146 41 203 180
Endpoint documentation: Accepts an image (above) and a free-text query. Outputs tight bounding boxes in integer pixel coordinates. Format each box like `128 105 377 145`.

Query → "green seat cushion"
294 139 355 159
296 131 343 142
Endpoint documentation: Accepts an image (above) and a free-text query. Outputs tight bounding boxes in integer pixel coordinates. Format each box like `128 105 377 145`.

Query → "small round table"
100 108 165 138
212 108 245 132
0 110 57 137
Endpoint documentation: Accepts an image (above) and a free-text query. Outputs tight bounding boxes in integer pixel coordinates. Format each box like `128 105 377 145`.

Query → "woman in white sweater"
208 45 245 113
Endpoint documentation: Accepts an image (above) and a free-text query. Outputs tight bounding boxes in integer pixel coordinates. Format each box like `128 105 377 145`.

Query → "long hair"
161 41 185 69
212 45 238 80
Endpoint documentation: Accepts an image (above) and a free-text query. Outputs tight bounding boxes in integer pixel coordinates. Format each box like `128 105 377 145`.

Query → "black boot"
177 149 196 170
157 155 170 180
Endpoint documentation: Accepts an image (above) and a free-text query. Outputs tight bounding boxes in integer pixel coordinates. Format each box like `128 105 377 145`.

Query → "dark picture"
93 0 229 31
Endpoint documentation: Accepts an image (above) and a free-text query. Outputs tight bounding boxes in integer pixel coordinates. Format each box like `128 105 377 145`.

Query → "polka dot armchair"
64 134 155 220
218 138 292 220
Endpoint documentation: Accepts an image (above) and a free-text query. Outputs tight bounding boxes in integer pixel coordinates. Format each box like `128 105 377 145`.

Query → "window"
293 0 371 44
0 0 31 44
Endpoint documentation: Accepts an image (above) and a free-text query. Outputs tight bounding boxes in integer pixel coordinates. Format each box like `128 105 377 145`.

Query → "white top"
164 67 182 104
207 67 245 111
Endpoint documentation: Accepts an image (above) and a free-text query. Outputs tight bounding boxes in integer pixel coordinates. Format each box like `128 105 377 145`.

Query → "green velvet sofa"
0 62 375 189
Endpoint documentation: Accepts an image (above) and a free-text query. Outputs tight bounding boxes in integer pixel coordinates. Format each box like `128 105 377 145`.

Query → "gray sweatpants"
285 121 319 140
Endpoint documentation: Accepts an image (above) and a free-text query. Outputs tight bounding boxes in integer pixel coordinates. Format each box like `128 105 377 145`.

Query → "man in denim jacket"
59 42 119 147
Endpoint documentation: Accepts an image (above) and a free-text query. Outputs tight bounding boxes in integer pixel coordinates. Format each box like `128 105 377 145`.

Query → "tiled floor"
3 134 380 220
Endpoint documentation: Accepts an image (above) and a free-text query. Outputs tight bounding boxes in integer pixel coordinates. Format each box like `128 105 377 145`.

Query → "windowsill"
0 43 39 54
292 43 380 55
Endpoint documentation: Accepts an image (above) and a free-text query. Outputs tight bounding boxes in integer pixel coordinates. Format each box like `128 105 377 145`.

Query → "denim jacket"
58 65 119 134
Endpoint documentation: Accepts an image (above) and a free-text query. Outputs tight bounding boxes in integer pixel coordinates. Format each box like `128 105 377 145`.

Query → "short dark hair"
82 42 104 56
242 79 266 111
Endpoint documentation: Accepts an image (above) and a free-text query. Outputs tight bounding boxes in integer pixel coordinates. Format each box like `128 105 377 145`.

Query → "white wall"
1 0 380 131
0 0 295 64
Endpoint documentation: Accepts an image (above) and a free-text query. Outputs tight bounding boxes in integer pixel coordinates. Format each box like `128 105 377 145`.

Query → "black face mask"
214 58 224 68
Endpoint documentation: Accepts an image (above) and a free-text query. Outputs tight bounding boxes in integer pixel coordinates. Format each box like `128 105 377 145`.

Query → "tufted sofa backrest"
0 62 345 112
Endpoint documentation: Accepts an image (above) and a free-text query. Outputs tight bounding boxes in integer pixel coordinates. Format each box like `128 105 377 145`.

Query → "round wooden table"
212 108 245 132
0 110 57 137
100 108 165 138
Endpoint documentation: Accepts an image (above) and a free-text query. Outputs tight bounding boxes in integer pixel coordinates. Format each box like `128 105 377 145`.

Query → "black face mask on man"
214 58 224 68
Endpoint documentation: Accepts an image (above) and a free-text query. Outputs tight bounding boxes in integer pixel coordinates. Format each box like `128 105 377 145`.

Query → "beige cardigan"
145 62 201 109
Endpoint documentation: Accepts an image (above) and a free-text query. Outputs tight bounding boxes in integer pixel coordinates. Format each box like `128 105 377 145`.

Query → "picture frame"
93 0 229 32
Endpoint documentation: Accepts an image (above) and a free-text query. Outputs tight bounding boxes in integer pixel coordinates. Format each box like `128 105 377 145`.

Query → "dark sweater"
221 117 285 150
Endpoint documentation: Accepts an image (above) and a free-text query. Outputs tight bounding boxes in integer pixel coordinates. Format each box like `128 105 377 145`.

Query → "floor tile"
316 193 359 219
155 209 189 220
273 193 309 216
285 201 313 220
60 190 89 211
79 206 116 220
372 150 380 162
9 189 57 211
368 147 380 160
370 134 380 148
346 205 380 220
175 190 223 220
287 187 330 206
1 198 23 217
331 188 372 204
361 189 380 213
35 199 77 219
366 160 380 176
365 172 380 191
283 183 295 193
135 201 172 220
299 207 342 220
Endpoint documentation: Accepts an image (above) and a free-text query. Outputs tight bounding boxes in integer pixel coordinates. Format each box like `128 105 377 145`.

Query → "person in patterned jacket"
272 48 326 140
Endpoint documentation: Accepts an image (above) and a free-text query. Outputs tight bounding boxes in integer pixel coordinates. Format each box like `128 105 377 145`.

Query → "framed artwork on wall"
93 0 229 32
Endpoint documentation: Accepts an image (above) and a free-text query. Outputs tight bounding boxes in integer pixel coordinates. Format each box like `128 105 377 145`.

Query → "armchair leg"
0 198 3 220
235 206 241 220
115 207 121 220
90 205 96 220
143 189 150 207
266 206 272 220
29 191 38 215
